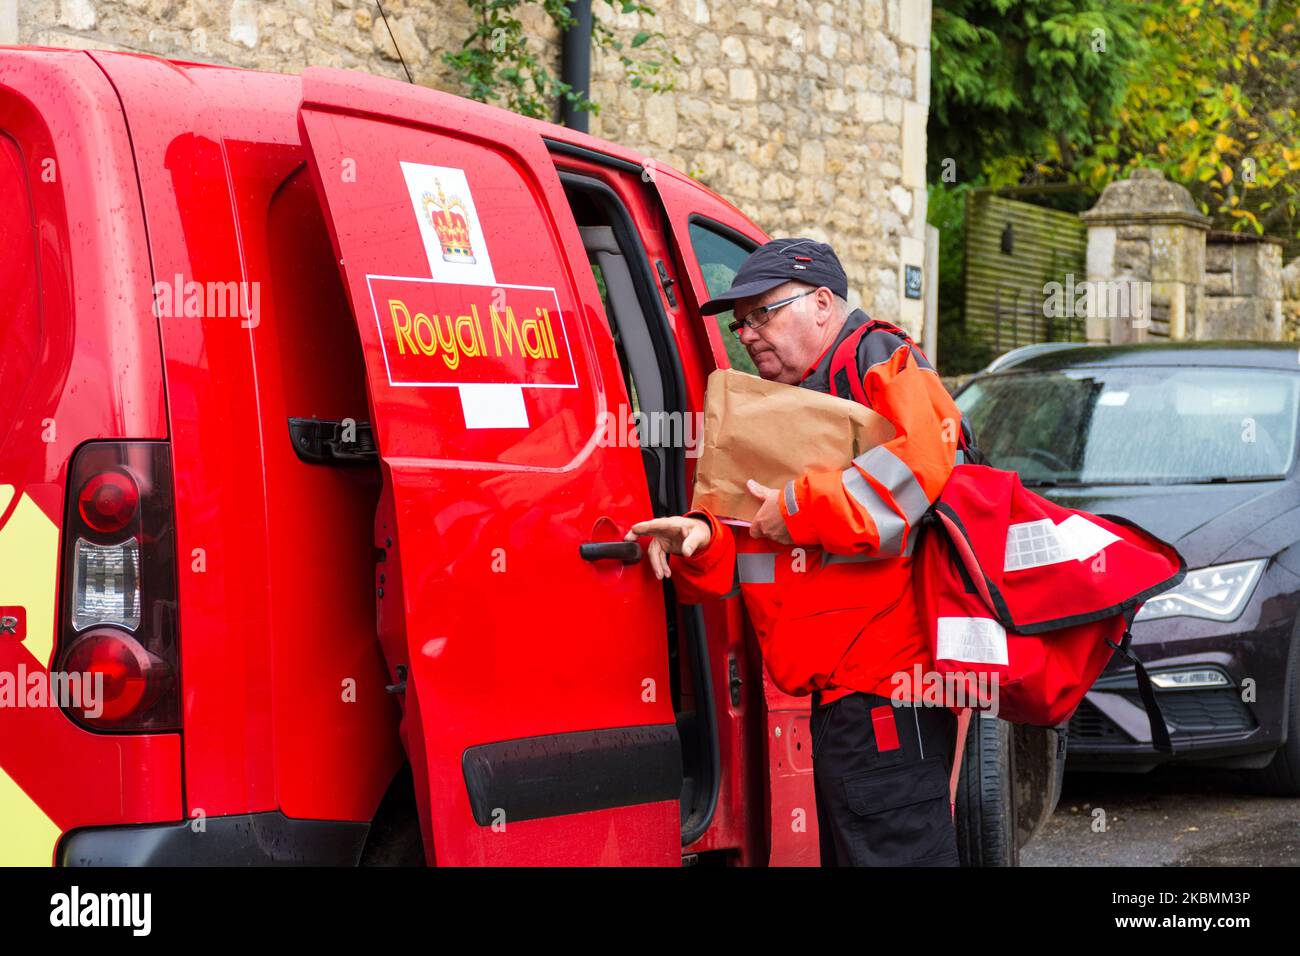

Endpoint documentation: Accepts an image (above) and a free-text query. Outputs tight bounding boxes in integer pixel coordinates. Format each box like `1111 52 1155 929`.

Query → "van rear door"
296 68 682 865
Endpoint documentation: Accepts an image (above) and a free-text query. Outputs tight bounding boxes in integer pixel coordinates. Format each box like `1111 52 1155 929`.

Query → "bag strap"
949 707 973 817
1106 609 1174 754
828 322 873 406
830 318 974 460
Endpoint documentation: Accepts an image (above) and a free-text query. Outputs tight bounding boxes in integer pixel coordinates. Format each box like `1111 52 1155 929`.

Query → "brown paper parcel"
690 368 895 523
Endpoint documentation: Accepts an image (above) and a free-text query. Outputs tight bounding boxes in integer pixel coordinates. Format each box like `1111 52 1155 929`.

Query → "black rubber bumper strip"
462 724 682 826
58 811 370 867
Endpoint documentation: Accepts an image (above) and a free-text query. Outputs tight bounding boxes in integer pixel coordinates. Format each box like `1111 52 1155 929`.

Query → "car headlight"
1134 559 1266 623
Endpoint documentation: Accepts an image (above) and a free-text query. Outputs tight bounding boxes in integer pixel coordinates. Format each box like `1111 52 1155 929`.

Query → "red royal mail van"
0 47 1058 866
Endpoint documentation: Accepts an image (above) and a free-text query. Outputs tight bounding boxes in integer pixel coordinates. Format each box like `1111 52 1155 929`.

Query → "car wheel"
954 713 1019 866
1245 631 1300 796
1013 723 1066 850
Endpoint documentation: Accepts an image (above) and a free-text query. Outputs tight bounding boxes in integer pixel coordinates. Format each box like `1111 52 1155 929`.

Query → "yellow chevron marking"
0 484 62 865
0 484 57 667
0 765 59 866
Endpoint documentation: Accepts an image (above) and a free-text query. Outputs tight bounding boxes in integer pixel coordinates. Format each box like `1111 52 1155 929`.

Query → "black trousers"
810 690 961 867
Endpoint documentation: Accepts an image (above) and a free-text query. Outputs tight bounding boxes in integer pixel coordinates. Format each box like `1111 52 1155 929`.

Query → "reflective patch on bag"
1057 514 1121 561
1004 515 1120 571
936 616 1008 666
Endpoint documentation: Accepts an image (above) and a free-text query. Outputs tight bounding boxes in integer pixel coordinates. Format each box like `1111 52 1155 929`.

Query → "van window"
0 134 41 461
565 178 676 514
586 257 639 413
687 221 757 375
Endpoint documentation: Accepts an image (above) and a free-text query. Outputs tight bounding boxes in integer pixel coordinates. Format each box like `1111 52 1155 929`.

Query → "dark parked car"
955 341 1300 794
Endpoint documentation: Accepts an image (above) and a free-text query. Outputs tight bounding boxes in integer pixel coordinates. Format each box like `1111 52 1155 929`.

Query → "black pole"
561 0 592 132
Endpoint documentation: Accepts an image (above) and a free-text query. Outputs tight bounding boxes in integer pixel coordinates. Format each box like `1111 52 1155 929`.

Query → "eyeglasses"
727 289 816 336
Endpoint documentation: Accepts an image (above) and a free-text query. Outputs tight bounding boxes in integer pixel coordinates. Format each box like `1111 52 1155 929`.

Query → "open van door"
296 68 682 865
650 173 767 370
647 175 822 866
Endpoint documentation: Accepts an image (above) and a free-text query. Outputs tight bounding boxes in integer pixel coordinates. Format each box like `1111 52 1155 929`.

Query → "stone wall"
4 0 523 90
1282 258 1300 340
588 0 933 332
1081 169 1299 345
1202 233 1284 341
1 0 933 335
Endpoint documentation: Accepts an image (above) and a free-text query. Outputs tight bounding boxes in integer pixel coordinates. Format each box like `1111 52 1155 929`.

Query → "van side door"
297 68 682 865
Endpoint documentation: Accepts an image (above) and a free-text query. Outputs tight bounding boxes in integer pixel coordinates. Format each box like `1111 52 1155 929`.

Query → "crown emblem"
422 178 476 264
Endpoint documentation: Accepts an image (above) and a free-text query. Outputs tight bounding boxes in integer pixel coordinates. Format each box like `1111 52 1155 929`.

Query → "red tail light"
57 442 179 731
60 628 168 724
77 470 139 533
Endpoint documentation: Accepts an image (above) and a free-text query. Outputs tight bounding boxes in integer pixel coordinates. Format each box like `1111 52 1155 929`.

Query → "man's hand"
626 516 713 580
747 479 793 545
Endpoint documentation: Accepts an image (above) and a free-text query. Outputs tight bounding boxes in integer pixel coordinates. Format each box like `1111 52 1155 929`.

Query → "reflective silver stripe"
853 445 931 523
737 552 776 584
823 551 885 566
823 537 917 563
842 467 905 556
783 480 799 516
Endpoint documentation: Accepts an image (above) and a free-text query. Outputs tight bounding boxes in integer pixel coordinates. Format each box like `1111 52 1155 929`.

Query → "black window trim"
686 213 761 257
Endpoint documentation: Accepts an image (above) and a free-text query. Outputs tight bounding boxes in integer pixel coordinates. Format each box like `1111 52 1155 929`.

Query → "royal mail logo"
422 178 476 264
365 275 576 389
401 162 496 286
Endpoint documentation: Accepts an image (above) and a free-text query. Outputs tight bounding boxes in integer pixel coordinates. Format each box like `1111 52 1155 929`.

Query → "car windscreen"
955 365 1300 485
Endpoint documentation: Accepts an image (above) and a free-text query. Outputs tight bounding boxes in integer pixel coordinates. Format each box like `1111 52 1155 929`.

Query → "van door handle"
579 541 643 564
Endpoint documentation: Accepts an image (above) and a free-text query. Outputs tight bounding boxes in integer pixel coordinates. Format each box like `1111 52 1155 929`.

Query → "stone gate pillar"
1079 169 1210 344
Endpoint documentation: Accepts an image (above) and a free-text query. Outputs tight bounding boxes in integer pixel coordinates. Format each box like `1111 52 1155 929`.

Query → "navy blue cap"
700 237 848 315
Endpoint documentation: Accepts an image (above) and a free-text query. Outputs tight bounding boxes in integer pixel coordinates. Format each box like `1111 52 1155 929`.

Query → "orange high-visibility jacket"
672 310 963 702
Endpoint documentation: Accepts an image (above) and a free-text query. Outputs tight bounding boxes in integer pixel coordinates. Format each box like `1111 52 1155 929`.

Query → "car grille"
1069 690 1257 743
1158 689 1256 734
1068 700 1131 743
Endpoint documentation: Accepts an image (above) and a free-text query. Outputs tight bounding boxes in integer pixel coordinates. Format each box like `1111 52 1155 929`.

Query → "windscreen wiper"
1021 478 1088 487
1192 475 1283 484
